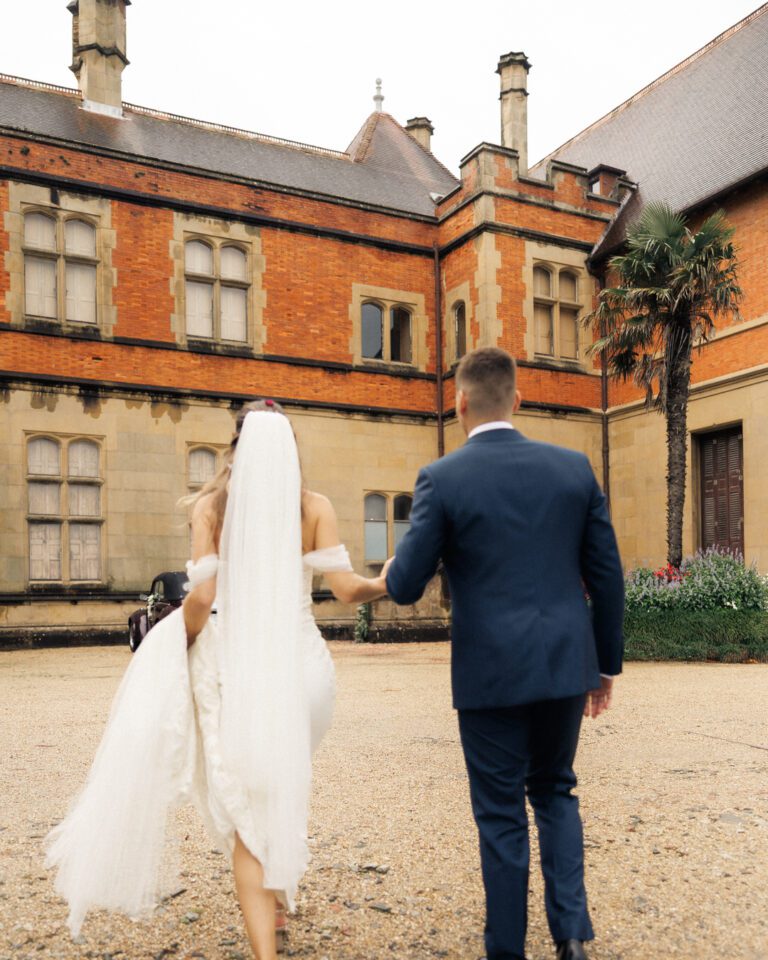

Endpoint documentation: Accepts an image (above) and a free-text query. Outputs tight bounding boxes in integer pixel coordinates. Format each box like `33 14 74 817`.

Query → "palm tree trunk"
665 318 692 567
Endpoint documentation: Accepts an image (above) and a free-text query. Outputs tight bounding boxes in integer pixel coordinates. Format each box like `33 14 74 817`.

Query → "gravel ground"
1 643 767 960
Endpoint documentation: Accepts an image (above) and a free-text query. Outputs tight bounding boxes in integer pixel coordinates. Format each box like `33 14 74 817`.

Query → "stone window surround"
443 280 473 367
25 431 105 584
3 181 117 336
363 490 414 566
170 212 267 352
522 241 597 372
349 283 429 370
186 442 228 491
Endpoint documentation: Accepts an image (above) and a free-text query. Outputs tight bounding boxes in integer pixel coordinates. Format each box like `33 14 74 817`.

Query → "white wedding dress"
45 412 353 937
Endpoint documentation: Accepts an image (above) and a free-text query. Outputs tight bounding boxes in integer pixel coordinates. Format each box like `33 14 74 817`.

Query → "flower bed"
623 548 768 662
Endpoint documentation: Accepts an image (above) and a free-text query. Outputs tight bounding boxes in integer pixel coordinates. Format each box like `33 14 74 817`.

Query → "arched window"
189 447 217 488
24 213 57 319
23 213 98 324
558 271 579 360
393 494 413 549
390 306 412 363
220 246 248 342
454 301 467 360
364 493 388 562
184 238 251 343
28 436 60 476
533 266 552 298
185 240 215 339
361 302 384 360
532 263 583 360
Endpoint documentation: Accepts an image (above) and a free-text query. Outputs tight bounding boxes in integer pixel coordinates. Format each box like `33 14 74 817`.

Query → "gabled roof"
0 76 458 218
530 3 768 257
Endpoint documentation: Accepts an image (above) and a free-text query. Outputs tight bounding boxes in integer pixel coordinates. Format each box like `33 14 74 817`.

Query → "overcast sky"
0 1 761 173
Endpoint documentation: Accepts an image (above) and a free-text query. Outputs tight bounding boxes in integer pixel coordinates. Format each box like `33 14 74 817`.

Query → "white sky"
0 0 762 174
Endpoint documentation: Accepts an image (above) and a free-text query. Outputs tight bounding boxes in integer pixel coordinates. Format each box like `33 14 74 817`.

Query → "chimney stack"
68 0 130 117
405 117 434 153
496 51 531 174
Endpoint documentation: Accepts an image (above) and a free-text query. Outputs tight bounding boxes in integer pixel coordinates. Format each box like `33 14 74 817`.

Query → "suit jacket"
385 428 625 710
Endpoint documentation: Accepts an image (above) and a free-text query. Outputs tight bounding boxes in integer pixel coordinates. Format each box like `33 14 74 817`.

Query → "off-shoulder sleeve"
185 554 219 588
303 544 353 572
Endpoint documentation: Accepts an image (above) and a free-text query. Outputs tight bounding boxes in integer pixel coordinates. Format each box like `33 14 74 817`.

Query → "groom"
385 347 624 960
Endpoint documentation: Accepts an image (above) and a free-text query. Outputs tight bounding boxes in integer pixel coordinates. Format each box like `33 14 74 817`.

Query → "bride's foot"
275 907 287 953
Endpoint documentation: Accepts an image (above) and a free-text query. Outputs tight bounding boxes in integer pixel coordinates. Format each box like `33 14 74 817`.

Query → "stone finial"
374 78 384 112
69 0 131 117
405 116 434 152
496 51 531 174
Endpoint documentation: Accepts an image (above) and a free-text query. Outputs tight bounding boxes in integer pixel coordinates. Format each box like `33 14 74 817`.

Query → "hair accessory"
265 399 275 407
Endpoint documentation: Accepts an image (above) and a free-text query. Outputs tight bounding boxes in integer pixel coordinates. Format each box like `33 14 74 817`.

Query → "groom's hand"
584 676 613 719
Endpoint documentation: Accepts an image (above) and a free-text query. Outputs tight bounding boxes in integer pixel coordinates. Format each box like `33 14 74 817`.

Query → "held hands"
584 675 613 719
381 556 394 579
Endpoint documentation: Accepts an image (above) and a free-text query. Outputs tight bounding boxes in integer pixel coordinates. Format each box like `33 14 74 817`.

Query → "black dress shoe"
556 941 587 960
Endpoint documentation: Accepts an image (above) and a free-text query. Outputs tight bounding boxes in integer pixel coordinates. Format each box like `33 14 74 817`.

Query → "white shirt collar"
468 421 515 439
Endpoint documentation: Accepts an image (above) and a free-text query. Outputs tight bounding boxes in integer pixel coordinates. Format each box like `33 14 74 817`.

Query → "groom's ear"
513 389 522 413
457 388 469 417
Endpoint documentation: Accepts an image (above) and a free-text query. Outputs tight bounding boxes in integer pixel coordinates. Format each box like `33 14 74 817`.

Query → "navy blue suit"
386 428 624 958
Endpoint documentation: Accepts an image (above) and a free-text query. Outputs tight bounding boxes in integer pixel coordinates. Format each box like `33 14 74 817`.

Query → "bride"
46 400 390 960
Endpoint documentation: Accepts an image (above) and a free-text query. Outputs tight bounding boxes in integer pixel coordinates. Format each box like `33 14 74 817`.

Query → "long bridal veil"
215 410 310 902
46 410 310 934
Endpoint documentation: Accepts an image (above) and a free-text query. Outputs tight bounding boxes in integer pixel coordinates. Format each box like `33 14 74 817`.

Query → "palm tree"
585 203 741 568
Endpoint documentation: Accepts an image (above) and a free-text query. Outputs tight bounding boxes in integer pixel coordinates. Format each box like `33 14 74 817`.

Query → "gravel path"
1 643 767 960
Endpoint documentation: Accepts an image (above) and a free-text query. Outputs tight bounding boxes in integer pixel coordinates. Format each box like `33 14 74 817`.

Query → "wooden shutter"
699 427 743 555
69 440 99 478
70 523 101 580
29 522 62 580
64 220 96 257
189 448 217 486
28 481 60 515
28 437 60 476
559 306 579 359
534 303 554 355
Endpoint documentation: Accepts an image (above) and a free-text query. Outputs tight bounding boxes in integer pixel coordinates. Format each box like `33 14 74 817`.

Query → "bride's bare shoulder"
302 489 335 520
191 492 218 527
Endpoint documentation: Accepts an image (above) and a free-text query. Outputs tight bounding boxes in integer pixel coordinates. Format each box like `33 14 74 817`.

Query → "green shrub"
625 547 768 614
624 609 768 662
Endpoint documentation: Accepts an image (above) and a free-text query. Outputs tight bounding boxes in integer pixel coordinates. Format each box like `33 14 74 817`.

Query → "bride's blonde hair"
182 399 302 538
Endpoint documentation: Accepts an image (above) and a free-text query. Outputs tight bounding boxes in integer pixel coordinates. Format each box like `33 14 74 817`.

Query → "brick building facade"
1 1 767 642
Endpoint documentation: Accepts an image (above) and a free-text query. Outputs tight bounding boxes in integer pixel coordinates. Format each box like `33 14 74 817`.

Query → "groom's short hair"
456 347 517 416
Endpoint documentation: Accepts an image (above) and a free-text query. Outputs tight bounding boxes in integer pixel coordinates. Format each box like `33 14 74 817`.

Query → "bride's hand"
381 556 395 579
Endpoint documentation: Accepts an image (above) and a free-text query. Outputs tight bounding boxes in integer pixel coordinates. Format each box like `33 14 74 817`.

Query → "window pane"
393 494 412 521
533 266 551 298
29 522 61 580
28 482 60 515
65 262 97 324
534 303 554 355
221 286 247 341
560 307 579 359
68 440 100 477
454 302 467 359
69 484 100 517
28 437 60 476
361 302 383 359
393 495 412 550
65 219 96 257
364 493 387 521
221 246 247 281
70 523 101 580
189 448 217 486
560 272 578 303
25 256 57 318
186 240 213 275
364 520 388 562
24 213 56 251
390 307 412 363
186 280 214 337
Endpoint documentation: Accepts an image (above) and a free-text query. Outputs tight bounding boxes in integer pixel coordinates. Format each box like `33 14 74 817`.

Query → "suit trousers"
458 695 594 959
